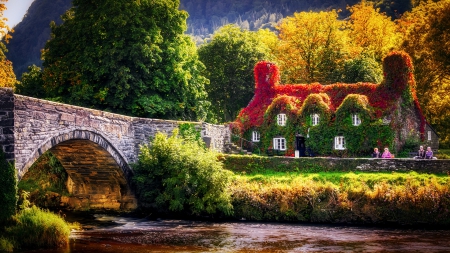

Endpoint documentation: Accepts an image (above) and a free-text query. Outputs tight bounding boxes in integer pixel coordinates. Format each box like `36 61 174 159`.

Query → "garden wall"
223 155 450 174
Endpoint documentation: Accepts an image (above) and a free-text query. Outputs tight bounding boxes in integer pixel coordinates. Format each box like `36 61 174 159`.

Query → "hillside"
6 0 412 78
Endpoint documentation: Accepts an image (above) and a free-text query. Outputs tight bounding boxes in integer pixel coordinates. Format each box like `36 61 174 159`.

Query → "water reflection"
20 214 450 252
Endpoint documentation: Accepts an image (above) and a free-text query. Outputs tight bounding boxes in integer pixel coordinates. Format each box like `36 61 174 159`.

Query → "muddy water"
21 214 450 253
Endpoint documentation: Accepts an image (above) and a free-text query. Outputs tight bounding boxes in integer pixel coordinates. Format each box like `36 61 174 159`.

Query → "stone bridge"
0 88 230 210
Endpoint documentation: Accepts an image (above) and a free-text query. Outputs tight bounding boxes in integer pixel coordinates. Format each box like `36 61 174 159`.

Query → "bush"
6 206 70 249
133 129 233 217
0 149 17 225
0 237 14 252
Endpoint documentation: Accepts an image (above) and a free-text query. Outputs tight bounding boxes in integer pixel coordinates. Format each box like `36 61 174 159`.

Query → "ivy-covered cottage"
231 51 438 157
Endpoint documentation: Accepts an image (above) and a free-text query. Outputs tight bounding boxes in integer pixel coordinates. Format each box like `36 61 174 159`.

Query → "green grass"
5 206 70 250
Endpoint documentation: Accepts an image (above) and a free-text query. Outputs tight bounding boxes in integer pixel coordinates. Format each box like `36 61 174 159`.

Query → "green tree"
41 0 209 120
0 149 17 224
133 129 233 216
198 25 275 122
338 54 383 83
15 65 46 98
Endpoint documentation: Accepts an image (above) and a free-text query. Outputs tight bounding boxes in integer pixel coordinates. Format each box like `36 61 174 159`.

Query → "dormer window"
277 114 286 126
352 114 361 126
311 113 319 126
252 131 260 142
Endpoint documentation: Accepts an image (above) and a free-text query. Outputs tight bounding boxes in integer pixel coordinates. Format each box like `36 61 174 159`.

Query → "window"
334 136 345 150
311 113 319 126
352 114 361 126
277 114 286 126
428 131 432 141
252 131 260 142
273 137 286 151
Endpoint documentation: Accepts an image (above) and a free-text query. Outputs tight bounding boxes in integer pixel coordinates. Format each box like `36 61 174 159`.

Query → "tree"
275 10 348 84
400 0 450 147
41 0 209 120
198 25 275 122
346 1 402 62
0 0 16 88
338 54 383 83
15 65 46 98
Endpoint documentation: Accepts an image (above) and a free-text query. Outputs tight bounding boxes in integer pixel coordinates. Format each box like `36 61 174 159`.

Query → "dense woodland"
6 0 414 78
1 0 450 148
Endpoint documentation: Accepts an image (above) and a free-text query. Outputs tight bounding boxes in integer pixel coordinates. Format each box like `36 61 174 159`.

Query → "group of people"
371 147 393 158
371 146 434 159
415 146 434 159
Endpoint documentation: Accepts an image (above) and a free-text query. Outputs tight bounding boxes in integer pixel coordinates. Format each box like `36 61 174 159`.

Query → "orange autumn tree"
400 0 450 147
0 0 16 88
275 10 348 84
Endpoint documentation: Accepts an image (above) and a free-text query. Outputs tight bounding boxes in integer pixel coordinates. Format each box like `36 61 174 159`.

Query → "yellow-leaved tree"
346 1 401 61
275 10 348 84
400 0 450 147
0 0 16 88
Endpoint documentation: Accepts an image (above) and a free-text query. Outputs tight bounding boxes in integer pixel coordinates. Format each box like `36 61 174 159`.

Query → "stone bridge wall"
0 87 230 178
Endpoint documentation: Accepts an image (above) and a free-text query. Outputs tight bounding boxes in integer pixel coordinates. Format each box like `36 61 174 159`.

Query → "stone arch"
19 129 136 210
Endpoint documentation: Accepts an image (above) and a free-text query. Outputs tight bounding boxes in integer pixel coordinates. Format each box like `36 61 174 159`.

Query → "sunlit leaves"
0 0 16 88
275 10 348 84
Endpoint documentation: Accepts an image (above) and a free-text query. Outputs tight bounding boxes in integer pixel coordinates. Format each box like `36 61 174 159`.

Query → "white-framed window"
273 137 286 151
334 136 346 150
352 114 361 126
252 131 260 142
311 113 320 126
277 114 286 126
428 131 432 141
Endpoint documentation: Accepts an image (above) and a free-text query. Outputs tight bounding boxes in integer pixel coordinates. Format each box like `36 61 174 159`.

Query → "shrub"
0 237 14 252
133 129 233 216
6 206 70 249
0 149 17 225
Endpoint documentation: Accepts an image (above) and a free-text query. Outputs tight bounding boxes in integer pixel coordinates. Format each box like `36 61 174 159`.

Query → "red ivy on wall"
234 51 426 139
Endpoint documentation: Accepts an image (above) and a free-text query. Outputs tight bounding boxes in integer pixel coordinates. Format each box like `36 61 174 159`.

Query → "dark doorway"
295 134 306 157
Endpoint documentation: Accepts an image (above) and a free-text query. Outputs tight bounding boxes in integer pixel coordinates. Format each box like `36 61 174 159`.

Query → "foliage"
400 0 450 147
6 206 70 249
133 129 233 216
276 10 348 84
233 52 421 156
0 148 17 225
41 0 209 120
0 0 17 88
338 54 383 83
346 1 402 61
198 25 274 122
231 170 450 225
0 237 13 252
178 123 204 147
18 151 68 208
15 65 46 98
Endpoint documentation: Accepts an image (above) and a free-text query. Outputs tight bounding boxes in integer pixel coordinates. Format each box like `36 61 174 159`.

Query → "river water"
20 213 450 253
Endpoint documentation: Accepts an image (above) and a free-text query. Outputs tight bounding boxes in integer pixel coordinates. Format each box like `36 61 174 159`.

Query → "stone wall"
0 88 14 162
224 156 450 175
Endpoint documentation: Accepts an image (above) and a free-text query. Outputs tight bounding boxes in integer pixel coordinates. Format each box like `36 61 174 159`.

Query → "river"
19 213 450 253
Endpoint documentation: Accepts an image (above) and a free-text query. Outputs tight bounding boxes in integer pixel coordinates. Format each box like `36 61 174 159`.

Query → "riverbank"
229 170 450 226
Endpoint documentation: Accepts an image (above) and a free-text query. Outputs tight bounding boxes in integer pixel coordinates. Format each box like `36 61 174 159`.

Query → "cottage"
231 51 438 157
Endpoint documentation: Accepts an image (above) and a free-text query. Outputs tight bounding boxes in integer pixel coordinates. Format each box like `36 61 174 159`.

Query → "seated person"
381 148 392 158
425 147 433 159
372 147 381 158
416 145 426 159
